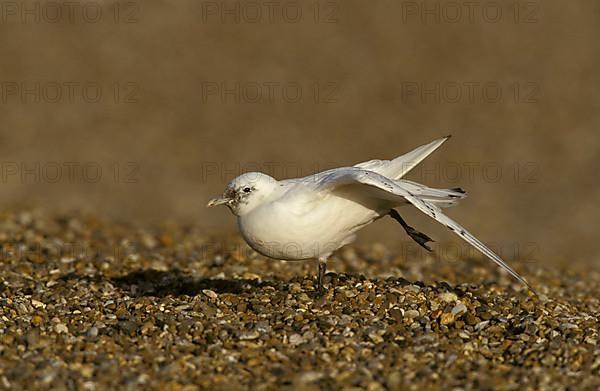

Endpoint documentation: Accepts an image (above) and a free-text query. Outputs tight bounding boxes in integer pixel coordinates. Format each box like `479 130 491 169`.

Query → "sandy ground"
0 209 598 390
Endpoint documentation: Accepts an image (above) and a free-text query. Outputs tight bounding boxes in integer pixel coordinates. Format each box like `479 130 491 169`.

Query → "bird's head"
207 172 278 216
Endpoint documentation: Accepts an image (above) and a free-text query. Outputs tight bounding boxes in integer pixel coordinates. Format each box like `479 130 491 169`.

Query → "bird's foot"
388 209 435 252
405 226 434 252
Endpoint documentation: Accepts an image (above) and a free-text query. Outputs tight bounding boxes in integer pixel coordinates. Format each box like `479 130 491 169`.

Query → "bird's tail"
399 179 467 208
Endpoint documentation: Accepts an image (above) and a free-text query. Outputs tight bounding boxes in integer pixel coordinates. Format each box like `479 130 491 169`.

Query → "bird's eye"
243 187 251 193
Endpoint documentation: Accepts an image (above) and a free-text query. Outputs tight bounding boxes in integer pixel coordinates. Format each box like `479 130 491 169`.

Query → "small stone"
298 293 311 302
211 255 224 267
31 316 44 326
464 313 479 326
17 303 28 314
239 330 260 340
288 334 304 346
18 212 33 225
344 290 358 298
542 355 556 366
559 323 578 331
118 320 138 334
141 234 157 249
255 321 270 333
389 308 403 322
440 313 455 325
202 289 218 299
479 310 493 320
367 381 385 391
387 372 402 388
451 303 467 317
369 332 384 344
55 323 69 334
31 299 45 309
242 272 261 280
584 336 597 345
289 283 302 294
80 366 94 378
407 285 421 293
439 292 458 302
141 321 154 335
86 327 99 338
298 371 324 384
405 309 420 319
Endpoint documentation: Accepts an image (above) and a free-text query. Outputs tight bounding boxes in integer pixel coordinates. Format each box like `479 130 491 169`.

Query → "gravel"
0 210 599 390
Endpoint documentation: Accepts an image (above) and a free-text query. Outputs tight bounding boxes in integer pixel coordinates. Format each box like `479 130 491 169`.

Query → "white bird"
207 136 533 294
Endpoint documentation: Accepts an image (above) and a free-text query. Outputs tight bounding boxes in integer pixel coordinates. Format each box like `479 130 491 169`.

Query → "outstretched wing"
314 167 534 292
353 135 451 180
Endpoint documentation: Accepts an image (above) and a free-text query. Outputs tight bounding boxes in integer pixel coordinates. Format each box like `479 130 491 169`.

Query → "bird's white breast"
238 194 380 260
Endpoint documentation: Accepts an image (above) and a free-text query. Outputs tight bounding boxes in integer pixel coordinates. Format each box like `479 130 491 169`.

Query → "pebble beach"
1 210 598 390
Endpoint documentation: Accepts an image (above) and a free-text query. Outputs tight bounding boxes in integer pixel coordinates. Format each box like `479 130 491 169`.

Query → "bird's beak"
207 195 231 207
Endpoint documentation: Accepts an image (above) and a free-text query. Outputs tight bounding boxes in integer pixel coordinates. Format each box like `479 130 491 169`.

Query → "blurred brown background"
0 0 598 264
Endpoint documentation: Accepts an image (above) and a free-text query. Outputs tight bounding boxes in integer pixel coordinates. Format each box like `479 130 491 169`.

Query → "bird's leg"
316 258 327 295
388 209 434 252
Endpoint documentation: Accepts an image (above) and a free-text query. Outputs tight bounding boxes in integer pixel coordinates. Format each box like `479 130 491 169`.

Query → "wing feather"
313 168 534 292
353 136 451 179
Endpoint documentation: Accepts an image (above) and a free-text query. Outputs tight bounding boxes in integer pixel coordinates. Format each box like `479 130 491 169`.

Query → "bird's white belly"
238 197 380 260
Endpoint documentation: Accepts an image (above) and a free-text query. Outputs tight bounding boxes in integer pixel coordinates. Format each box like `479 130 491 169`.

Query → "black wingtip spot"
451 188 466 194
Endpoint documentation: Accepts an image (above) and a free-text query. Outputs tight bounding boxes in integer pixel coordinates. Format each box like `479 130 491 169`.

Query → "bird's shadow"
109 268 280 297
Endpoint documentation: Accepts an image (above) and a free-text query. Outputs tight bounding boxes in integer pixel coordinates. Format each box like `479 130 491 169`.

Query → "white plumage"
208 136 533 293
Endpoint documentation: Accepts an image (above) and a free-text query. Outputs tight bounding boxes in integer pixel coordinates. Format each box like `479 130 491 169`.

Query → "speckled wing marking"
314 167 534 292
403 194 534 292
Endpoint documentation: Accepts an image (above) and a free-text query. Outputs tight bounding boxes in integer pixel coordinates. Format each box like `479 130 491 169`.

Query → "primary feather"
354 135 451 179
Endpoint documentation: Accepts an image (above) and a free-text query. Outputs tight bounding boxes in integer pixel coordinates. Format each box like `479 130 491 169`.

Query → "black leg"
388 209 434 251
316 259 327 295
